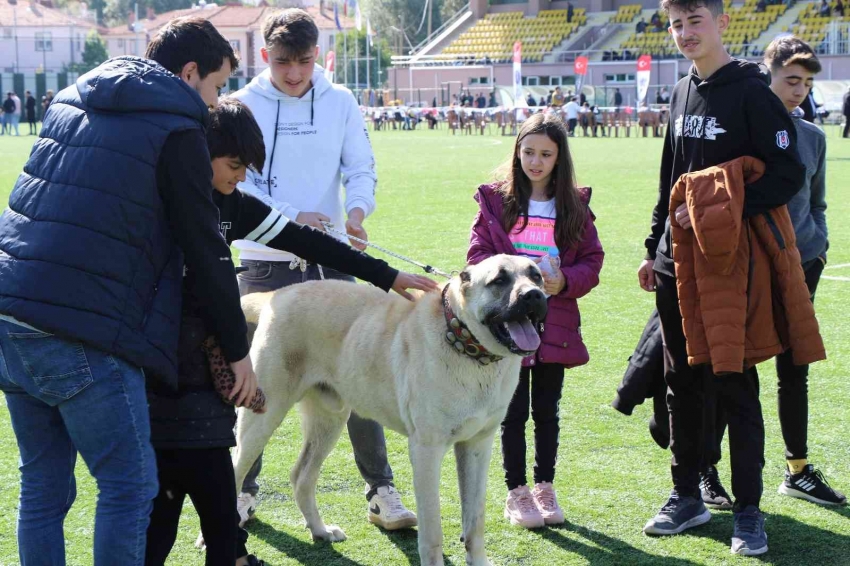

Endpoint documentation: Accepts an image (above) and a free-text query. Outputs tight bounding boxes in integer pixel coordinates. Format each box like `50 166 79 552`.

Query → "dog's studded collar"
442 286 504 366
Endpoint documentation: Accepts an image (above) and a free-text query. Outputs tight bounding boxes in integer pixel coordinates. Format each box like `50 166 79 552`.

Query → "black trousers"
655 270 765 508
708 257 825 465
501 363 565 490
145 448 247 566
843 119 850 138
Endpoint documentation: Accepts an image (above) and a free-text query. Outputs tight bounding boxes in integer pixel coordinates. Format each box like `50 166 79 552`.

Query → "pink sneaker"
504 486 545 529
532 482 565 525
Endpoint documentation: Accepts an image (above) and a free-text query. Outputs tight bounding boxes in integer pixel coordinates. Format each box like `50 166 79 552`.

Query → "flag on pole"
574 55 588 93
636 55 652 105
367 17 373 47
512 41 524 107
354 0 362 31
333 2 342 31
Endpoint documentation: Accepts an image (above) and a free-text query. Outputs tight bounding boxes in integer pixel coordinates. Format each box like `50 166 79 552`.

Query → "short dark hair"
207 98 265 174
764 36 822 74
660 0 724 17
262 9 319 58
145 16 238 78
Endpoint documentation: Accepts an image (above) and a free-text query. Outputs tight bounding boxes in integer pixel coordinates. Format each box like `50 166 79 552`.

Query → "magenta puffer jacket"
467 183 604 368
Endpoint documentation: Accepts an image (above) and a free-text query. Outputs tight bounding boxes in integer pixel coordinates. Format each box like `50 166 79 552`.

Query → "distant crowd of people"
1 89 55 136
635 10 668 33
820 0 844 16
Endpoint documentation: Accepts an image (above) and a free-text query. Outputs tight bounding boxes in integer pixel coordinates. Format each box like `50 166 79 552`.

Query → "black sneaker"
699 465 733 510
778 464 847 506
643 491 712 535
731 505 768 556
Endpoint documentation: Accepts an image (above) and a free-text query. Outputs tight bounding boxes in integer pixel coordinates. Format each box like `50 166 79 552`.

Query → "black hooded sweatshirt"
645 59 806 276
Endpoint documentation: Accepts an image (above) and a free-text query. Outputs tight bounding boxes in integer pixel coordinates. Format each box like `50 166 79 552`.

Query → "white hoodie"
232 65 377 262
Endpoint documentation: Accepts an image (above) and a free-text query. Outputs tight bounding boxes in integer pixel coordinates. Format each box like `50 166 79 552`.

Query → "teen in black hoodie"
645 60 805 277
637 0 805 557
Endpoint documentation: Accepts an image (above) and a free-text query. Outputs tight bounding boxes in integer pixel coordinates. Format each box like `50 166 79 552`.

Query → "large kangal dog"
234 254 548 566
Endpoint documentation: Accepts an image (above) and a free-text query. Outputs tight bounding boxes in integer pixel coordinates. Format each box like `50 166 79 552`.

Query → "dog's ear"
459 267 472 288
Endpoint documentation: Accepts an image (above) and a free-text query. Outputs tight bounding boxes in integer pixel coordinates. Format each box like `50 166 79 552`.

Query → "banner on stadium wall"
513 41 523 107
324 51 335 83
574 55 588 93
636 55 652 105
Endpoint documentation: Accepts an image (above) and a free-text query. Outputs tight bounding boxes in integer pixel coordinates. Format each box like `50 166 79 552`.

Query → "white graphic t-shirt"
508 198 556 258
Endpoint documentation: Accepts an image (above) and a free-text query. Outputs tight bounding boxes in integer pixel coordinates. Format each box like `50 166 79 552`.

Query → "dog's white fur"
233 255 545 566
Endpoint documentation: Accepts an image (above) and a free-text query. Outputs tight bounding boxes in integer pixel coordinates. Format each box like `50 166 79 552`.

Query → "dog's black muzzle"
519 288 548 322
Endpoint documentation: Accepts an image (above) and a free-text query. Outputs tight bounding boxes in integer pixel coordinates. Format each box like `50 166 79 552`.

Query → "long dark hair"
496 112 585 252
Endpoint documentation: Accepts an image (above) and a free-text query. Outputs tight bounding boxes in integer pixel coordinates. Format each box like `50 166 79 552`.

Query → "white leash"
287 221 454 280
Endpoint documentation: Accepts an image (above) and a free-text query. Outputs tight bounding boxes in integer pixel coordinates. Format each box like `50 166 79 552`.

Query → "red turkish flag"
513 41 522 64
325 51 335 73
574 56 588 76
637 55 652 72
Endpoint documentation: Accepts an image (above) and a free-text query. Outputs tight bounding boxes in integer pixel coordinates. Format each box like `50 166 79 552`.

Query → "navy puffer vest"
0 57 209 386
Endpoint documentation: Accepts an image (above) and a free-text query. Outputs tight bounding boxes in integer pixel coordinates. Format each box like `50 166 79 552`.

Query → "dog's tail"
241 291 274 345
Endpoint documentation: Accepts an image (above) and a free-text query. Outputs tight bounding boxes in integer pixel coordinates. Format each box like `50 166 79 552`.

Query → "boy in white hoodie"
231 8 419 531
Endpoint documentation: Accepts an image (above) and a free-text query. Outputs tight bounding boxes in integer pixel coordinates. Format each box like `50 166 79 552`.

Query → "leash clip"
289 258 307 273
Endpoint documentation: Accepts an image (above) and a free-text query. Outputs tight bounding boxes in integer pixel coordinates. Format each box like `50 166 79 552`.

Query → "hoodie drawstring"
266 100 281 197
700 84 712 167
681 80 692 163
310 88 315 126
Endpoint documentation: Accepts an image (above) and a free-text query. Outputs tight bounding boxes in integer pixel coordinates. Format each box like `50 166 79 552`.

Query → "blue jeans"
237 260 394 498
0 319 158 566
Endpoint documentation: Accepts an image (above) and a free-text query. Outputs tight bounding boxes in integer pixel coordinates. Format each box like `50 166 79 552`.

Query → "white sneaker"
367 485 418 530
237 492 258 527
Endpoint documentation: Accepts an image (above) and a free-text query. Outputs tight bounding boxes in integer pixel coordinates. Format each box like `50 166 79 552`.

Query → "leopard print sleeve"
202 336 267 413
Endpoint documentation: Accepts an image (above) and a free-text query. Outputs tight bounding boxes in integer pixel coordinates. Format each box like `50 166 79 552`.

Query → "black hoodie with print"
645 59 806 276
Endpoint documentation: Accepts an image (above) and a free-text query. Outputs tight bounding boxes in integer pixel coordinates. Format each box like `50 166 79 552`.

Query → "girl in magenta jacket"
467 112 603 529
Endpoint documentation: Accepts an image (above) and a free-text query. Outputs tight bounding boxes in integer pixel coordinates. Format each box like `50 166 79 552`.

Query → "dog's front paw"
194 532 206 551
310 524 347 542
465 558 493 566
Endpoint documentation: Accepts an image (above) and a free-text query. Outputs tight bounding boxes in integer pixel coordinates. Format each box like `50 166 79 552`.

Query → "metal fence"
391 39 843 68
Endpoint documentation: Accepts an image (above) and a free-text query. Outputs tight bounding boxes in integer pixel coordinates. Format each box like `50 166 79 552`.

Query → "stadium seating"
725 0 787 55
617 0 786 59
441 9 588 63
789 1 849 51
610 4 642 24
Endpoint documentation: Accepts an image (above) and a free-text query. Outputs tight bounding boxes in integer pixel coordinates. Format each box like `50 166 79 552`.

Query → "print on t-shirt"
509 199 556 258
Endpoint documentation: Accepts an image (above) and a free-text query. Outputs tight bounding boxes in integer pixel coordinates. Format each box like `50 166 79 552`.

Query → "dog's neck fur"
442 285 504 366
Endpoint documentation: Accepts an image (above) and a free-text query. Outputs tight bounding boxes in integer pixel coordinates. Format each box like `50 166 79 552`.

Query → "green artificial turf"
1 125 848 565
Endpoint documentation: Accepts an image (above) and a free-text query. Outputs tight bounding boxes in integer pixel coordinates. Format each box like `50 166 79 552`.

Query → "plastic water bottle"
538 246 561 297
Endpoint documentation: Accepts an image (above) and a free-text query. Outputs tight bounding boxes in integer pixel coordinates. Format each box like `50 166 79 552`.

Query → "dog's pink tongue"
505 320 541 352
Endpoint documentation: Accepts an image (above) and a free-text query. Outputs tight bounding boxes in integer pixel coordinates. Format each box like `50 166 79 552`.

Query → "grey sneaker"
731 505 768 556
643 491 712 535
